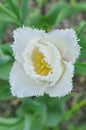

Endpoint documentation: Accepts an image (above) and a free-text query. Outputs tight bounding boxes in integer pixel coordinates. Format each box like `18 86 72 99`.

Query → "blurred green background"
0 0 86 130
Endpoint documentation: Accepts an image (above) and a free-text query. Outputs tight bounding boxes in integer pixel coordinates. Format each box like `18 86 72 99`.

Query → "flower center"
31 47 52 76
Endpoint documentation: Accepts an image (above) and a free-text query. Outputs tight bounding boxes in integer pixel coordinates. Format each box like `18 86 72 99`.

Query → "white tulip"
9 27 80 97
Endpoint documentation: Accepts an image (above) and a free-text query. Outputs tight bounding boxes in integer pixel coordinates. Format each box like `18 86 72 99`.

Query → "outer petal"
46 29 80 63
12 27 45 63
9 62 47 97
45 62 74 97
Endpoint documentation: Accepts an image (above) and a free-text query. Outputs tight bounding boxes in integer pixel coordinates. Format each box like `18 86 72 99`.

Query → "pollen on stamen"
31 47 52 76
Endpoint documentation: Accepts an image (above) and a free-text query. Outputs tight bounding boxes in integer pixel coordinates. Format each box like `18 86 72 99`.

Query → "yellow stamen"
31 47 52 76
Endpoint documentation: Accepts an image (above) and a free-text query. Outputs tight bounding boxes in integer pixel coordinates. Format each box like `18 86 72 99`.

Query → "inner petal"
31 47 52 76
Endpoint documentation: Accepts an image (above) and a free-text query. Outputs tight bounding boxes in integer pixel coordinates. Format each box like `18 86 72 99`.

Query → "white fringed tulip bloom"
9 27 80 97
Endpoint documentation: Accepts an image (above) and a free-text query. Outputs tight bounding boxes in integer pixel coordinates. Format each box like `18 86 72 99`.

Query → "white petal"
12 27 45 63
23 40 63 86
45 62 74 97
46 29 80 63
9 62 47 97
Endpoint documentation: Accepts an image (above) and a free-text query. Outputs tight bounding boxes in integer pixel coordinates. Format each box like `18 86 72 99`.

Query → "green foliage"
77 21 86 38
29 2 86 29
0 117 24 130
0 80 12 100
0 115 47 130
0 97 85 129
74 22 86 76
68 123 86 130
0 23 8 39
0 43 13 100
0 2 19 26
6 0 20 19
20 0 29 25
75 62 86 76
0 43 13 56
0 43 13 80
0 2 17 20
63 99 86 122
0 61 13 80
0 98 47 130
54 2 86 26
29 2 68 29
36 95 67 127
78 39 86 61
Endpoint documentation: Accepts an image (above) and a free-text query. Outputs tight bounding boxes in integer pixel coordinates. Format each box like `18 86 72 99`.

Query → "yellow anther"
31 47 52 76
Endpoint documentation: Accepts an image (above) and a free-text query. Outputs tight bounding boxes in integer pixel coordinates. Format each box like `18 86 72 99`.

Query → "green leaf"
0 2 20 25
0 117 24 130
0 61 13 80
17 98 47 130
30 2 86 29
0 22 8 38
77 21 86 38
63 99 86 122
0 117 21 125
37 0 47 5
55 2 86 26
78 124 86 130
30 114 45 130
45 1 68 26
0 43 13 56
20 0 29 25
29 2 68 29
0 43 13 67
36 95 67 127
6 0 20 19
0 80 12 100
0 49 11 64
46 98 66 127
0 13 20 25
0 3 17 20
77 35 86 61
75 62 86 76
0 115 43 130
68 123 86 130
